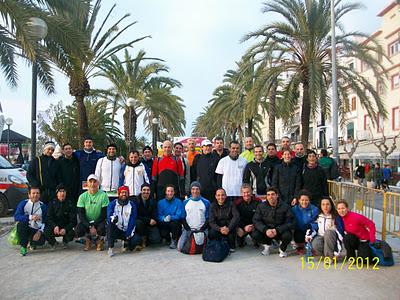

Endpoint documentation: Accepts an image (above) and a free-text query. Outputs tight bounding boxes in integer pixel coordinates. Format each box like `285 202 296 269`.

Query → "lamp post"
162 128 168 141
126 98 135 152
27 17 48 159
331 0 339 161
152 118 159 155
5 118 13 162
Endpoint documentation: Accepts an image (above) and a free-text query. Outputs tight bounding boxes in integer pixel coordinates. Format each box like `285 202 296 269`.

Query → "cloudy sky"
0 0 388 139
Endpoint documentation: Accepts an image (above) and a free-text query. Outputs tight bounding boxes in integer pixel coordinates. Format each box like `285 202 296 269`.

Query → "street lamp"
5 117 13 162
162 128 168 140
27 17 48 160
126 98 135 152
152 118 159 155
331 0 339 162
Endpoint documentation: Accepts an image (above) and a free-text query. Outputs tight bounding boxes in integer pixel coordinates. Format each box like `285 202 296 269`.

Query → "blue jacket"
74 149 104 183
292 204 319 232
14 199 47 230
107 199 137 238
157 197 183 222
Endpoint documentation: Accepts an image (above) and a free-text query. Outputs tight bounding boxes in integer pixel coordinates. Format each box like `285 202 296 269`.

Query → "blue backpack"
369 240 394 267
202 239 230 263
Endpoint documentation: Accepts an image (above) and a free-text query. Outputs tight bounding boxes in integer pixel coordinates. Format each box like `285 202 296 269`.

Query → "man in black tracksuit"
243 145 270 196
44 185 77 247
58 143 80 205
191 140 220 202
27 141 61 204
208 188 240 251
253 187 295 257
301 150 328 206
134 183 161 246
272 150 301 206
292 143 307 171
235 184 260 247
264 143 282 187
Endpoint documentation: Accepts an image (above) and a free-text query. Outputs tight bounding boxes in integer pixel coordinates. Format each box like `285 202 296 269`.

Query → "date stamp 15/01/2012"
300 256 379 271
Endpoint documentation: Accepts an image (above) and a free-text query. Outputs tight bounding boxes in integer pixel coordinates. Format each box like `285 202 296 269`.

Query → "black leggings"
253 229 292 252
75 222 106 238
208 228 237 249
343 233 372 260
159 221 182 242
44 225 75 246
17 222 45 248
107 223 141 249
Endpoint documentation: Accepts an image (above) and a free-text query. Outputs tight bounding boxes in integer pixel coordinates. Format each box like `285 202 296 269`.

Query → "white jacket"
95 157 122 192
122 162 150 196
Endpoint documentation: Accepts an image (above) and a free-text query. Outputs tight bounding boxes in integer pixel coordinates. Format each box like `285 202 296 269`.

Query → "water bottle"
305 241 312 258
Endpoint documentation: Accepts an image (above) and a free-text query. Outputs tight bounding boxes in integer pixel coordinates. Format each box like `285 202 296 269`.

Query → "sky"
0 0 388 140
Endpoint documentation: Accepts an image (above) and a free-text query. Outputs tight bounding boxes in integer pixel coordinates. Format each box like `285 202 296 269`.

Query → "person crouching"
107 186 142 257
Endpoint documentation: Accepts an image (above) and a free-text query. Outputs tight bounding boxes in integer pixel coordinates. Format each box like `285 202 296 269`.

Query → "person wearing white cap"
27 141 61 204
191 139 220 202
76 174 109 251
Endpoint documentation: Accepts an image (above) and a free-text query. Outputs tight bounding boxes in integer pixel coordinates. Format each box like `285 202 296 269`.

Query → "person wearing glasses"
27 141 61 204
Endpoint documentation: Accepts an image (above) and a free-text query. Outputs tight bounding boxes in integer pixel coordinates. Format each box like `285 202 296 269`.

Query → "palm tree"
243 0 387 146
0 0 87 92
47 0 149 142
94 49 183 148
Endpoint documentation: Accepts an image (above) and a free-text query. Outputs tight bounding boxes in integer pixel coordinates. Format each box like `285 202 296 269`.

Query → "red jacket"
342 211 376 243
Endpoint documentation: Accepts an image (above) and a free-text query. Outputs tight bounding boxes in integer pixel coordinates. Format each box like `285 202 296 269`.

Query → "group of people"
14 136 376 262
355 162 393 190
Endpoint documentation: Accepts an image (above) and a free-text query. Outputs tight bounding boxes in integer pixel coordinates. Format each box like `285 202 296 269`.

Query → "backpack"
369 240 394 266
202 238 230 262
180 231 206 255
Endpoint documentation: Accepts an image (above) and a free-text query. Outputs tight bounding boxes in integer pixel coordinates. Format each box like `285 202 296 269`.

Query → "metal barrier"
328 180 400 241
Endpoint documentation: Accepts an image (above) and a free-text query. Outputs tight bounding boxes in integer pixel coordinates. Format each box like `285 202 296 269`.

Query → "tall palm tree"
243 0 387 146
94 49 183 148
47 0 149 142
0 0 87 92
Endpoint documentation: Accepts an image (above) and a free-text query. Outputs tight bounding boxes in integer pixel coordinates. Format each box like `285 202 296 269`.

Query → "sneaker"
261 245 270 256
121 242 128 252
279 248 288 258
96 239 104 251
84 238 92 251
169 240 177 249
28 245 36 251
108 248 115 257
20 247 27 256
62 242 68 249
50 244 56 251
229 248 236 253
296 247 305 256
134 245 143 251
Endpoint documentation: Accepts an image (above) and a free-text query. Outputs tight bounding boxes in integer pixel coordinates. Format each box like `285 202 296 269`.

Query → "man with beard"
276 136 295 159
59 143 80 205
141 146 154 182
27 141 60 204
212 136 229 160
264 143 281 188
292 143 307 171
120 150 150 197
191 139 219 202
243 145 269 197
95 143 122 193
107 186 142 257
215 141 247 201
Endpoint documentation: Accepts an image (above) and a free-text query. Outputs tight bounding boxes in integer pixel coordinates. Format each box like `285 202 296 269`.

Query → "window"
389 40 400 56
377 113 384 133
361 61 370 72
392 73 400 89
351 96 357 111
377 81 385 95
347 122 354 140
393 107 400 130
363 115 371 130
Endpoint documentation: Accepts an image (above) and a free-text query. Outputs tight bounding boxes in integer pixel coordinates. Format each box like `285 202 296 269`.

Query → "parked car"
0 155 28 216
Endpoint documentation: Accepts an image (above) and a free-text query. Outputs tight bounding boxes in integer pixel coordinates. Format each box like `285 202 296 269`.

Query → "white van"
0 155 28 216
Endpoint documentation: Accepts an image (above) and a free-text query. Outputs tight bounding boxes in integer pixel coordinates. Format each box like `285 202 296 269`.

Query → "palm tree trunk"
247 118 253 137
123 106 138 151
75 96 89 143
268 81 277 142
300 81 311 147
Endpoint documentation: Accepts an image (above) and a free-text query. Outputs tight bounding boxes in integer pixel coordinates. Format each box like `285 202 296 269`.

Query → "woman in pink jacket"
336 200 376 260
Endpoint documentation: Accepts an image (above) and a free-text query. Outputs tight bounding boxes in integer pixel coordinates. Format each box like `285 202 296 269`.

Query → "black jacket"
292 155 306 171
209 201 239 231
134 194 157 225
235 197 260 228
191 153 219 192
264 155 281 186
243 160 270 195
212 148 229 160
301 165 328 203
27 155 60 203
272 162 301 204
59 156 80 204
253 200 295 234
45 199 76 231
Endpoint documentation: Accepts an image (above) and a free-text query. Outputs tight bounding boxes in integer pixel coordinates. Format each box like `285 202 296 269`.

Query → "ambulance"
0 155 28 216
